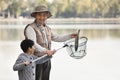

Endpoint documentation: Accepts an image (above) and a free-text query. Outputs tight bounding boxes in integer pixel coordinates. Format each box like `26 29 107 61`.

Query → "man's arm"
25 26 56 56
32 54 52 64
25 26 47 53
51 31 77 42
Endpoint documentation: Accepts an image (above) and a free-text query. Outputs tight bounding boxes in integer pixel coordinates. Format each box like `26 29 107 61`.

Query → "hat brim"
31 11 52 18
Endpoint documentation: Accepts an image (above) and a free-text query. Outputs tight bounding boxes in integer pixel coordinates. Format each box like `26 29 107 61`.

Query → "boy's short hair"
20 39 34 53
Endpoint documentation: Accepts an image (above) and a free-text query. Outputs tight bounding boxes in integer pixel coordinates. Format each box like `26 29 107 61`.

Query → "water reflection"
0 26 120 41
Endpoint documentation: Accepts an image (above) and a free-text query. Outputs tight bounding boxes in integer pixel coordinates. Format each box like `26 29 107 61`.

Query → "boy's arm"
13 56 26 71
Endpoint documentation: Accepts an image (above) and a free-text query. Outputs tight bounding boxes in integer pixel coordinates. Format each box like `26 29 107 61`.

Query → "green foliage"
0 0 120 18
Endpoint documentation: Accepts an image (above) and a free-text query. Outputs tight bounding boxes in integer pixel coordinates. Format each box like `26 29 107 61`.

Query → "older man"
24 4 78 80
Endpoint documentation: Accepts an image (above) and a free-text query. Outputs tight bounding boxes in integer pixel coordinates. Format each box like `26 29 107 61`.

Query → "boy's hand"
24 61 30 66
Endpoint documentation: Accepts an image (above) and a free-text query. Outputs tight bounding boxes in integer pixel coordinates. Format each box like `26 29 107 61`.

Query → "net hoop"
64 36 88 59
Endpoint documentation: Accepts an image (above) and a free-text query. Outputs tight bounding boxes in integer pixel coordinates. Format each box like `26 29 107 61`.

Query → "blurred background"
0 0 120 80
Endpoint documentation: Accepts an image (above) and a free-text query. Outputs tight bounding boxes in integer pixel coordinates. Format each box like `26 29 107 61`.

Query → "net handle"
75 29 80 51
55 37 88 51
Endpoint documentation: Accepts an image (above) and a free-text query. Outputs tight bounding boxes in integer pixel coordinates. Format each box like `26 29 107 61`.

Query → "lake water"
0 22 120 80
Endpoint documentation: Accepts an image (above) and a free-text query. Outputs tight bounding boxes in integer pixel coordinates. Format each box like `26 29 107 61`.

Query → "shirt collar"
34 20 46 27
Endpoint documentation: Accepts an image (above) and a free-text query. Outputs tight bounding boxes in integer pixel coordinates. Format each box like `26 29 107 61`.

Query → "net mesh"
65 37 88 59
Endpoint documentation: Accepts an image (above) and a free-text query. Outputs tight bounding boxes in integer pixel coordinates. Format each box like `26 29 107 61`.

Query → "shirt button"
32 66 34 68
33 73 35 76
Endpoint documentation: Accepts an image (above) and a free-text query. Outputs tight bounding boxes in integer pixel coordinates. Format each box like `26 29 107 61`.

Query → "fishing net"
64 36 88 59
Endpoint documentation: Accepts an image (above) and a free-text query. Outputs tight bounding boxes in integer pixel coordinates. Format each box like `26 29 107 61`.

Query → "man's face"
35 12 48 25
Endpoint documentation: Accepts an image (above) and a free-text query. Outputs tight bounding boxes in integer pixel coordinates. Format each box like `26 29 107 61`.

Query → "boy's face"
29 45 35 54
35 12 48 25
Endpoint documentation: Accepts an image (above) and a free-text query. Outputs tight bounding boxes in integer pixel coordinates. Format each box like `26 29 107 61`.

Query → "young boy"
13 39 55 80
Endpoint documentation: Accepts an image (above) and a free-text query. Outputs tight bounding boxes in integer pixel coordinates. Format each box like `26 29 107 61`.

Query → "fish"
75 29 80 51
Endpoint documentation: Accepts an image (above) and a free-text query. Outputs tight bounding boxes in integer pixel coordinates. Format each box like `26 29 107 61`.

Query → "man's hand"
70 33 78 38
46 49 56 56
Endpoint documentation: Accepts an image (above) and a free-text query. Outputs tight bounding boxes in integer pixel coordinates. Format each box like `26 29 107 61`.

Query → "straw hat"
31 5 52 18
